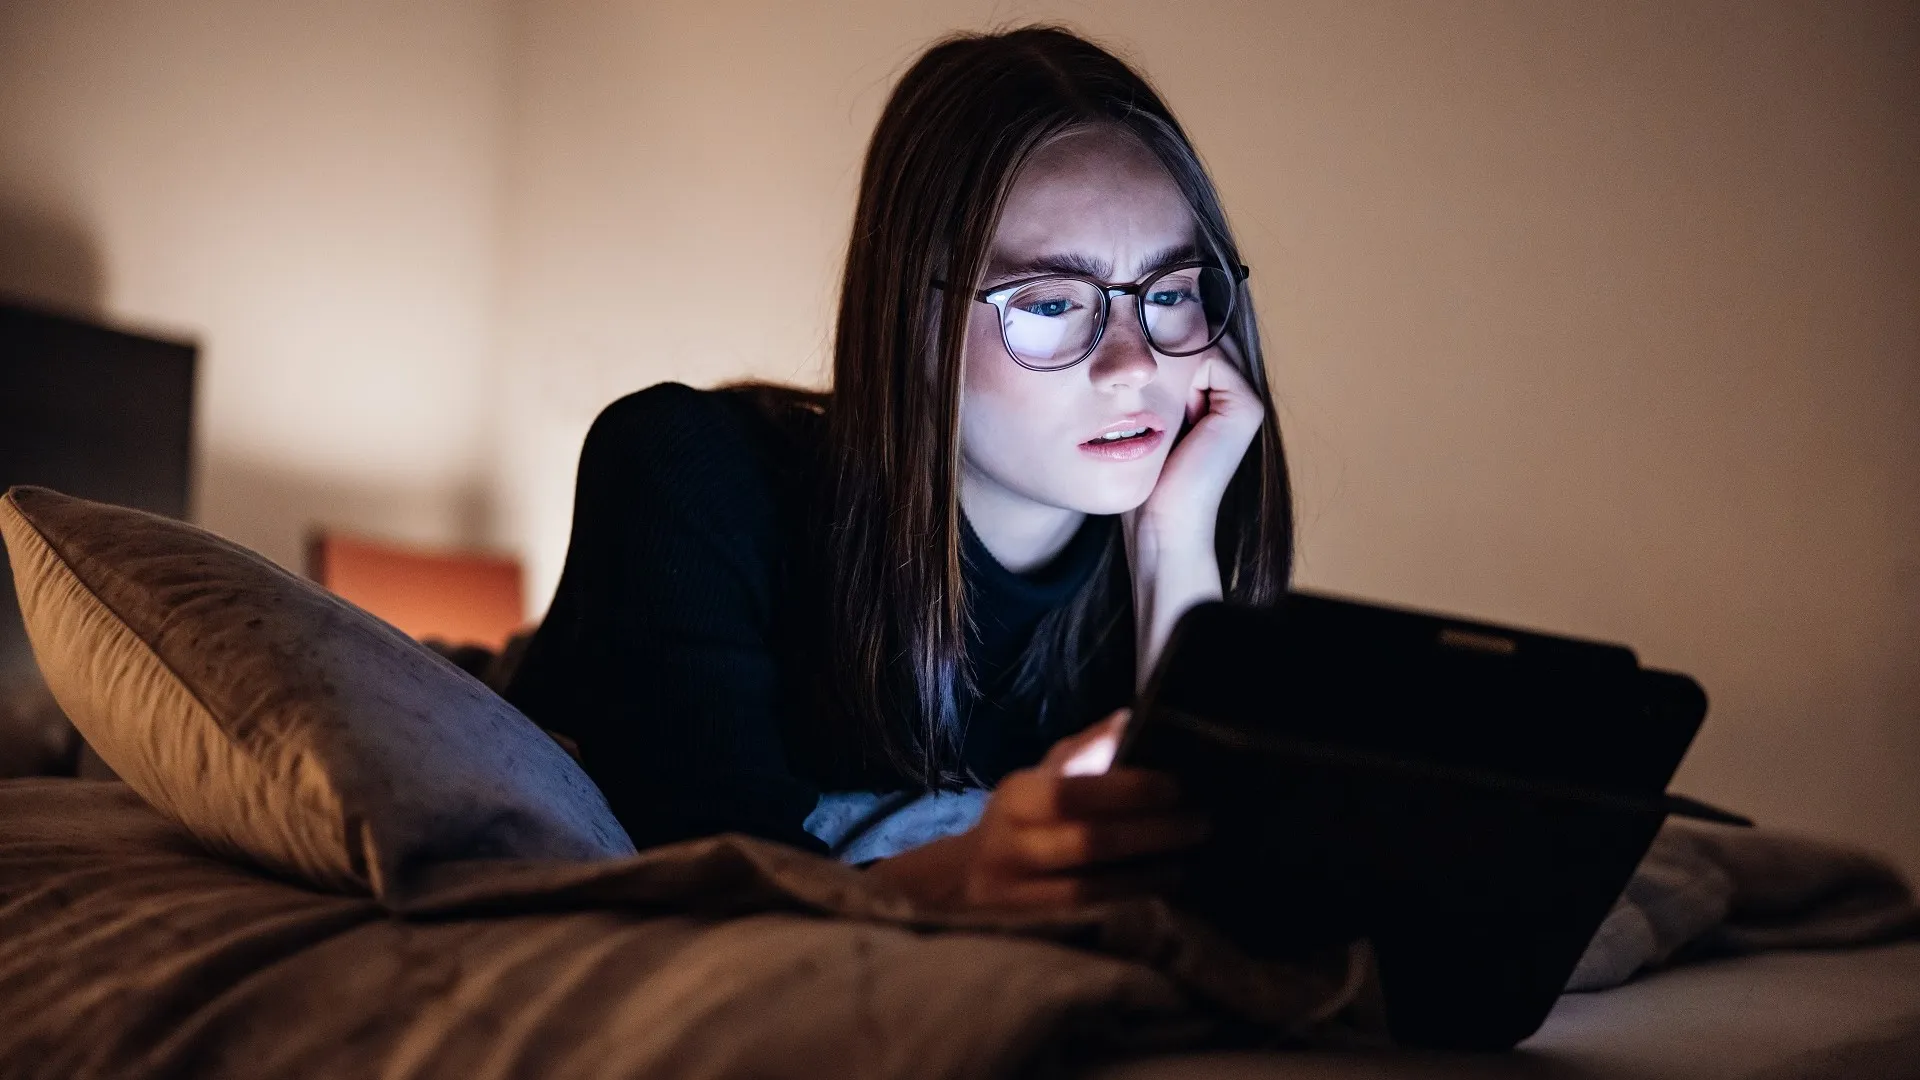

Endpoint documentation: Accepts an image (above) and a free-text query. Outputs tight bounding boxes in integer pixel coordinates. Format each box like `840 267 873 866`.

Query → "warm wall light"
306 530 525 649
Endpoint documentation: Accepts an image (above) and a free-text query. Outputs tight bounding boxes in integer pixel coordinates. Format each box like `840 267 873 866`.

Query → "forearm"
1127 526 1223 688
864 831 976 909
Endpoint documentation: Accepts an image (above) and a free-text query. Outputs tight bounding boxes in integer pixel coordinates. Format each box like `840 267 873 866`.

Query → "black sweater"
504 383 1128 853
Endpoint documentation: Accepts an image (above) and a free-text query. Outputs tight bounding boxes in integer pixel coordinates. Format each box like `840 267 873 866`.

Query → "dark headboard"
0 300 197 690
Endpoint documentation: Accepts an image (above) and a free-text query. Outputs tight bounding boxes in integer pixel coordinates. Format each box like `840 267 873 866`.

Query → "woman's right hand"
865 709 1209 911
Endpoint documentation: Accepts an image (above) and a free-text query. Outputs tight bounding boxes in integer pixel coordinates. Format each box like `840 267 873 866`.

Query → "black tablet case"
1118 592 1713 1050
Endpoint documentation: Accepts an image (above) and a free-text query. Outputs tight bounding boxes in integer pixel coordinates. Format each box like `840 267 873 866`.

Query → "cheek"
960 309 1047 452
962 305 1019 400
1147 352 1208 417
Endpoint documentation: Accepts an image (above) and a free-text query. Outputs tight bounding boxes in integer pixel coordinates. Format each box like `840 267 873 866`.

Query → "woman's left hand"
1122 352 1265 678
1127 352 1265 552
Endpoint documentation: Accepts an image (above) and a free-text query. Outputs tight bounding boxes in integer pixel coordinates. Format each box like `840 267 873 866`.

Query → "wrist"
1126 510 1214 566
863 830 976 911
1127 529 1225 689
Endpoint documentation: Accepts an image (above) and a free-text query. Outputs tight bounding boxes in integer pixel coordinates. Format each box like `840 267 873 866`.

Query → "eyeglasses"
949 260 1250 372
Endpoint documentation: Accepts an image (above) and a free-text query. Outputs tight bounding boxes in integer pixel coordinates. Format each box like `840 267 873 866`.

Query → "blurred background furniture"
0 300 196 777
306 528 526 650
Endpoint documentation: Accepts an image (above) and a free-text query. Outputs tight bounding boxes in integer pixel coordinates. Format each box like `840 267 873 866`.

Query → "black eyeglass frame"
941 260 1252 372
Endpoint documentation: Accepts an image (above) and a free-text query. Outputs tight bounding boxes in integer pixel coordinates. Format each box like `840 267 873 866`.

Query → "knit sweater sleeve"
504 382 825 853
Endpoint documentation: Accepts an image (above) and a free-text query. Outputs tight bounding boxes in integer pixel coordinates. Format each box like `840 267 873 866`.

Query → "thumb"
1184 371 1204 429
1046 709 1130 777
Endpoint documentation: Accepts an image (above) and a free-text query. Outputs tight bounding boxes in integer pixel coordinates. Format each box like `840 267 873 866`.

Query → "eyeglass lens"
999 264 1236 370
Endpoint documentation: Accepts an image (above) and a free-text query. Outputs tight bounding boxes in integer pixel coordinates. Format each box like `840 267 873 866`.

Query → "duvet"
0 778 1370 1080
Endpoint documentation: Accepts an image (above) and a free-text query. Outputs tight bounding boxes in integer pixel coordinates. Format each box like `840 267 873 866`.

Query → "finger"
996 763 1179 825
1054 768 1183 817
1001 814 1210 873
966 862 1186 910
963 873 1084 911
1039 709 1129 772
991 768 1061 825
1184 361 1210 428
1059 732 1117 777
1193 353 1218 392
1175 362 1264 454
1193 354 1257 413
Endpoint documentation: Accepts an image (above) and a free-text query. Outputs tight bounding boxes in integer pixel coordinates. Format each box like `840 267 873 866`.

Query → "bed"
1 485 1915 1080
3 776 1917 1080
1099 945 1920 1079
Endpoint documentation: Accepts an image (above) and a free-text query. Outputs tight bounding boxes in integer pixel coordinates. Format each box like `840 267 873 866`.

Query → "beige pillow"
0 486 633 899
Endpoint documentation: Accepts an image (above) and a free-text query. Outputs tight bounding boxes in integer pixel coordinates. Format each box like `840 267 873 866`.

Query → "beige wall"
498 0 1920 873
0 0 509 568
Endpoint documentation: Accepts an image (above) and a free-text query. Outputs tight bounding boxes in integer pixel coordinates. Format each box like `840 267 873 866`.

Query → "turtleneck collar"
959 511 1113 610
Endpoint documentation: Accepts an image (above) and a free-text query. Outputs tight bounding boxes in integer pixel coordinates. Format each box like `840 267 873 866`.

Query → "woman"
505 25 1292 912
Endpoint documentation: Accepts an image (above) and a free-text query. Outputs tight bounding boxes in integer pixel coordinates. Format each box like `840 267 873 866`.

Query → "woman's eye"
1021 298 1076 317
1146 288 1195 307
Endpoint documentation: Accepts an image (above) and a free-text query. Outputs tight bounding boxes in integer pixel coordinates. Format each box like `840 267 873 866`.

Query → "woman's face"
959 127 1209 524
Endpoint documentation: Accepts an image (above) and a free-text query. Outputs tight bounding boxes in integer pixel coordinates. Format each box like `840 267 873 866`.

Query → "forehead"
989 127 1196 280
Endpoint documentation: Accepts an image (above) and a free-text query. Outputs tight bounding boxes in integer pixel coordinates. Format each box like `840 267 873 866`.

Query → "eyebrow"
985 241 1199 286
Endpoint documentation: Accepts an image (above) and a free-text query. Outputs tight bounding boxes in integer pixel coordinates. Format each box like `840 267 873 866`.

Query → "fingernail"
1061 734 1117 777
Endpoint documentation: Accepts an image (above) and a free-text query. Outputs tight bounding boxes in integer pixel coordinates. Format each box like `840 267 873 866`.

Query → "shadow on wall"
196 451 498 577
0 202 103 318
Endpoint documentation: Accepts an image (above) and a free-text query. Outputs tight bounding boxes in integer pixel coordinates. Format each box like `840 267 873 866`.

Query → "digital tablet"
1114 592 1744 1050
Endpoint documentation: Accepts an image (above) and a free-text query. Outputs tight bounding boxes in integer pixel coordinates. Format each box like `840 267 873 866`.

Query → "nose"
1086 296 1158 391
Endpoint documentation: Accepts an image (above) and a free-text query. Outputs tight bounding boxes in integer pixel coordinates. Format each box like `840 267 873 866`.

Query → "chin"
1066 495 1147 517
1055 468 1160 516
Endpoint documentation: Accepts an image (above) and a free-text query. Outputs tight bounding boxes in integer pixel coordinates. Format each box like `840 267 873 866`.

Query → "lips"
1083 413 1164 443
1079 413 1166 461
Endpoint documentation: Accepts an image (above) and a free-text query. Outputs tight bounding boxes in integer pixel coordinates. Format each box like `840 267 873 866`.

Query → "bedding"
1092 944 1920 1080
0 777 1372 1080
1569 815 1918 990
4 779 1917 1080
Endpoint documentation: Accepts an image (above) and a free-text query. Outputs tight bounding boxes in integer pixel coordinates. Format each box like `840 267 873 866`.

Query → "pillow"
0 486 634 900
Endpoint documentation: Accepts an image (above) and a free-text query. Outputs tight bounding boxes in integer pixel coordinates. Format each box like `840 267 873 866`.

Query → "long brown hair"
820 26 1293 789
